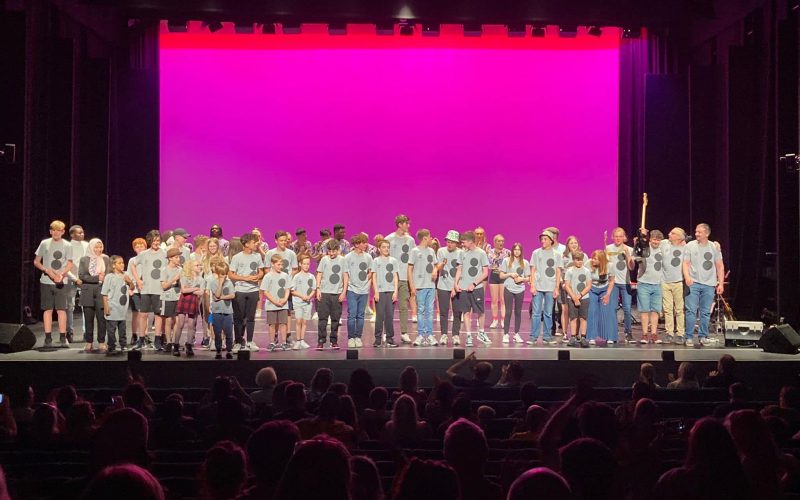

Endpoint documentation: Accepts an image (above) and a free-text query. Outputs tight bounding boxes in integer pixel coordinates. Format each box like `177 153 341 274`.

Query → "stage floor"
4 310 792 363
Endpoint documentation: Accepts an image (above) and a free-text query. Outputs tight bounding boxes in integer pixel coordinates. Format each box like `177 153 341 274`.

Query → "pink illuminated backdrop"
160 26 619 250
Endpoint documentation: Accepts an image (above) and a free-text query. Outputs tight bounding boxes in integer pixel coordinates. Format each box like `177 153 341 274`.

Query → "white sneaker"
655 339 663 344
248 341 260 352
312 312 318 320
639 339 648 344
685 340 694 347
438 335 448 346
547 340 558 345
429 337 438 347
502 334 510 344
348 338 356 348
339 318 343 325
465 335 473 347
490 320 499 328
293 341 301 350
401 334 412 344
607 340 615 345
411 316 418 323
526 339 536 346
453 335 461 346
476 331 492 345
232 343 242 353
589 339 596 345
412 336 423 347
300 340 310 349
500 321 505 329
240 343 250 351
355 338 363 348
513 334 524 343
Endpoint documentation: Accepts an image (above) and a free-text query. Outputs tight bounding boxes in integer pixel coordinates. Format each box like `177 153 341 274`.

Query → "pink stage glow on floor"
160 26 619 251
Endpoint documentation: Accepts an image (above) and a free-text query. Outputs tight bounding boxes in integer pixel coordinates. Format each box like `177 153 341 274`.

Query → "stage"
3 311 797 400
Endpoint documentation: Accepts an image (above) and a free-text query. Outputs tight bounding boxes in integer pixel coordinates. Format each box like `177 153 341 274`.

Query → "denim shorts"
636 282 662 312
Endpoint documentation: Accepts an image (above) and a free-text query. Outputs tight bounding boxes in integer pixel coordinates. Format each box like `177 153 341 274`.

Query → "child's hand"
103 307 110 316
338 292 345 303
392 292 398 302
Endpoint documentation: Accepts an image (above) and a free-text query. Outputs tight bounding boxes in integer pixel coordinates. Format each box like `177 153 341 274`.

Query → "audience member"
296 392 356 446
713 382 754 418
274 435 352 500
424 379 456 431
273 382 314 422
239 420 300 500
666 362 699 390
200 440 247 500
80 464 164 500
637 362 659 389
392 366 428 416
494 361 524 388
615 381 652 426
704 354 742 388
507 467 571 500
250 367 278 405
764 386 800 434
64 401 96 444
122 383 156 419
201 395 253 447
348 368 375 414
443 418 502 500
307 368 334 413
382 394 431 446
361 387 391 440
445 352 493 388
350 455 384 500
392 458 460 500
149 396 197 447
559 438 622 500
510 404 548 441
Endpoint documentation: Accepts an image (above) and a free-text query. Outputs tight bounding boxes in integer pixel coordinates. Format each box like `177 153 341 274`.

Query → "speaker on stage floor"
758 324 800 354
0 324 36 353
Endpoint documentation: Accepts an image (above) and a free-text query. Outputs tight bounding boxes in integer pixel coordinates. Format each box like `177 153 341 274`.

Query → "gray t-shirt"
437 248 462 292
229 251 264 293
409 246 437 290
530 247 562 292
565 266 592 299
264 248 298 273
386 232 415 281
126 256 143 293
136 248 167 295
161 266 182 301
500 258 530 295
605 244 633 285
176 246 191 267
637 247 664 285
67 240 89 283
260 271 290 311
36 238 73 285
180 275 204 294
344 251 373 295
660 241 685 283
684 240 723 287
458 248 489 290
371 256 399 293
291 271 317 308
101 273 130 321
206 275 234 314
590 266 611 289
317 255 346 294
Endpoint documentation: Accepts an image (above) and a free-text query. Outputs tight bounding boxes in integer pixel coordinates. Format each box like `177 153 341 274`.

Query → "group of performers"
32 215 725 357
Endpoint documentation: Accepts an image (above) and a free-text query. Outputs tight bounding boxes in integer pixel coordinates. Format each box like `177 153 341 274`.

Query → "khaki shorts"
267 309 289 325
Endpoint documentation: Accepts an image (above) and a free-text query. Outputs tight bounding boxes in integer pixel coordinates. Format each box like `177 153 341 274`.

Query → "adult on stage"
586 250 617 345
386 215 416 344
78 238 111 352
683 223 725 347
660 227 687 344
605 228 635 342
65 225 89 342
209 224 229 257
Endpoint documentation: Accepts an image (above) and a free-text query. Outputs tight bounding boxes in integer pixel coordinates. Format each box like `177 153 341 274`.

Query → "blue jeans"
614 283 633 334
346 291 368 339
212 313 233 352
685 283 714 339
531 291 554 341
416 288 435 336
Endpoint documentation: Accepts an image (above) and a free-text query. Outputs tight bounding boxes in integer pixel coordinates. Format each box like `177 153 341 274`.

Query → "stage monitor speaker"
453 348 465 360
346 349 358 360
558 350 570 361
0 323 36 353
758 324 800 354
661 351 675 362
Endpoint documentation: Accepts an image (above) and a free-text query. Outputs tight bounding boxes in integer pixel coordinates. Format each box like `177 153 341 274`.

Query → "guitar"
633 193 650 258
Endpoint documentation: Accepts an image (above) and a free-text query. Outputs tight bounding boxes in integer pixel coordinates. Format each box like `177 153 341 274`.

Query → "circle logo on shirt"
577 273 588 293
249 261 258 275
449 259 458 278
426 254 434 273
385 263 395 284
671 250 682 268
400 244 410 264
545 258 556 278
702 252 713 271
468 258 479 278
306 278 314 295
51 250 63 270
616 253 626 271
119 292 128 307
282 258 290 271
151 259 161 280
277 278 287 297
222 287 230 295
120 285 128 294
330 265 341 284
358 262 369 282
516 267 524 276
653 253 663 272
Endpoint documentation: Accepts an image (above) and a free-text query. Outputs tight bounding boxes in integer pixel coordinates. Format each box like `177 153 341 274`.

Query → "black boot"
185 343 194 357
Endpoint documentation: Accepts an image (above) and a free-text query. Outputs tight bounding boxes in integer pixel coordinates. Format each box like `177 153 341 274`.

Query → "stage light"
531 25 546 37
507 23 526 37
166 20 188 33
588 26 602 37
559 25 578 38
399 21 415 36
282 22 301 35
376 21 395 35
261 22 276 34
234 22 255 34
622 27 642 38
422 23 440 36
463 23 482 37
328 22 347 35
203 21 223 33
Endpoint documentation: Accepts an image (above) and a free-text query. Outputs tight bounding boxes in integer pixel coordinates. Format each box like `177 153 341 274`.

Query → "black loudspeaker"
758 324 800 354
453 348 465 360
346 349 358 360
0 324 36 353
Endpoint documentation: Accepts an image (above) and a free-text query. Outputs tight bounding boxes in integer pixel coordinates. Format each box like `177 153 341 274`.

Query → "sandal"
98 344 108 353
83 343 94 352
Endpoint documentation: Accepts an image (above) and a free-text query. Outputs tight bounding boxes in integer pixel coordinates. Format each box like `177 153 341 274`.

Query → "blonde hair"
50 220 66 231
183 257 202 279
212 260 229 276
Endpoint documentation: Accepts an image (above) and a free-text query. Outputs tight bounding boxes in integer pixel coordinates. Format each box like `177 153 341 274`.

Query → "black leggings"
81 284 106 343
503 289 524 335
233 291 259 344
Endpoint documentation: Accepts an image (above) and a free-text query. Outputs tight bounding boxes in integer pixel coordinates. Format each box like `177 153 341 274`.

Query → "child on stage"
101 255 134 356
606 228 635 342
316 239 346 350
160 248 183 353
587 250 617 346
33 220 74 348
636 230 665 344
173 259 205 356
290 255 315 350
207 261 235 359
499 243 529 344
564 252 592 345
131 230 167 350
228 233 264 352
344 233 373 348
436 230 462 346
529 230 562 345
408 229 438 346
261 254 292 351
127 238 147 347
453 231 490 347
371 239 399 348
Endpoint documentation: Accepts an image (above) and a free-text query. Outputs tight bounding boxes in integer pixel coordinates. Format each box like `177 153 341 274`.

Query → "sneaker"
240 343 250 351
215 352 222 360
132 339 143 351
700 337 713 346
373 339 382 347
589 339 596 345
567 337 579 347
225 352 233 359
282 343 290 351
316 343 324 351
44 333 53 347
58 335 70 348
655 338 663 345
66 330 74 343
348 338 356 348
476 331 491 345
401 334 412 344
438 335 449 346
412 336 423 347
547 340 558 345
665 335 674 344
429 337 438 347
300 340 310 349
500 321 505 329
607 340 615 345
490 320 499 328
312 312 319 320
172 347 181 357
625 333 634 343
466 335 473 347
685 340 694 347
200 338 209 348
355 338 363 348
386 340 399 348
580 338 590 348
639 338 648 344
502 334 510 344
154 337 164 351
248 341 260 352
526 339 536 346
232 343 242 353
453 335 461 346
513 334 524 343
293 342 301 351
331 343 340 350
411 316 418 323
269 343 277 352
